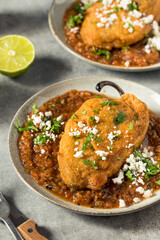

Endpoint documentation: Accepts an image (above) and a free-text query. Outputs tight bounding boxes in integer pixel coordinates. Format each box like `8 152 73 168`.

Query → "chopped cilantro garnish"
128 2 138 11
90 116 96 124
129 122 134 130
67 14 84 28
81 110 86 114
133 150 160 180
82 133 93 151
32 102 38 115
95 95 103 99
71 113 79 119
121 46 128 50
115 112 126 125
125 169 134 181
84 2 92 9
110 145 113 150
108 12 111 16
50 118 61 134
51 103 56 107
155 180 160 185
114 6 119 13
17 119 38 132
83 159 90 165
134 115 138 120
93 109 100 114
100 100 118 106
91 20 98 24
113 134 118 140
73 135 80 139
96 137 104 143
33 133 49 145
92 47 111 59
98 157 102 160
92 161 99 170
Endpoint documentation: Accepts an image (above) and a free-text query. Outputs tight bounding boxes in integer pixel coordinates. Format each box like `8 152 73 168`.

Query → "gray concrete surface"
0 0 160 239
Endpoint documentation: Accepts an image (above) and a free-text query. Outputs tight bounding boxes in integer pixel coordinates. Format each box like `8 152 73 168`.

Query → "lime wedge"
0 35 35 77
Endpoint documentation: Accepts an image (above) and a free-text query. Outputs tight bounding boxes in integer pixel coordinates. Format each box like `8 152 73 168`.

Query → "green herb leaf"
134 115 138 120
90 116 96 124
51 103 56 107
100 100 118 106
83 159 90 165
93 108 100 114
95 95 103 99
113 134 118 140
125 169 134 181
82 133 93 151
155 180 160 185
110 145 113 150
92 161 99 170
81 110 86 114
95 137 104 143
84 2 92 9
129 122 134 130
73 135 80 139
67 14 84 28
50 118 61 134
33 133 49 145
91 20 98 24
128 2 138 11
115 112 126 125
32 102 38 115
71 113 79 119
92 47 111 60
17 119 38 132
114 6 119 13
121 46 128 50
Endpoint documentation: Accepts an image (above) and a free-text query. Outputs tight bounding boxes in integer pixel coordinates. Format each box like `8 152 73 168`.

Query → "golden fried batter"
58 94 149 190
80 0 160 50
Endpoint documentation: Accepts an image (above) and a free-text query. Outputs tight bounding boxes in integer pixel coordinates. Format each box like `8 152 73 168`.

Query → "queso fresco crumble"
17 90 160 209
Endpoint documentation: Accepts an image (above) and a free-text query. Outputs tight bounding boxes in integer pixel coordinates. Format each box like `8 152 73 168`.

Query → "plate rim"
8 76 160 216
48 0 160 72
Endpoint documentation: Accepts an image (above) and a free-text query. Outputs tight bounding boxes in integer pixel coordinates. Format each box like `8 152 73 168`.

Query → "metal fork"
0 192 23 240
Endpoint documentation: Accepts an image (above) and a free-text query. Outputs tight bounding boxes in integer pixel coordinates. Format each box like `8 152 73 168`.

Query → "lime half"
0 35 35 77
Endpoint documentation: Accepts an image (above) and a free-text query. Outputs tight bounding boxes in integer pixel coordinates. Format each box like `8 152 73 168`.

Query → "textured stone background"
0 0 160 239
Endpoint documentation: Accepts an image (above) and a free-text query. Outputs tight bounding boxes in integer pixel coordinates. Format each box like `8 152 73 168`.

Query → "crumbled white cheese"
69 129 81 137
73 151 83 158
97 22 104 27
91 127 99 135
45 111 52 117
112 170 124 184
31 112 45 129
95 116 100 123
136 186 144 194
95 150 109 160
119 199 126 208
152 21 160 36
147 36 160 51
45 120 51 131
142 15 154 24
137 177 145 185
41 149 45 154
102 0 113 6
81 0 97 4
57 115 63 122
78 122 85 128
133 197 141 203
75 141 79 145
118 0 132 10
70 27 79 34
129 9 142 19
143 190 152 198
124 61 130 67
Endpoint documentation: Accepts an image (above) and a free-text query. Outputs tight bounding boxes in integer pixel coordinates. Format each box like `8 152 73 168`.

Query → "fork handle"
2 217 23 240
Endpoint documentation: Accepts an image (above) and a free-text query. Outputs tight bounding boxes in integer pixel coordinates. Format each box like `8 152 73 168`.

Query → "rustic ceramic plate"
48 0 160 72
9 76 160 215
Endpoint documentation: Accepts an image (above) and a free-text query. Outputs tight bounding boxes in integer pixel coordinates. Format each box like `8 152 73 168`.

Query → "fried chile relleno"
58 94 149 190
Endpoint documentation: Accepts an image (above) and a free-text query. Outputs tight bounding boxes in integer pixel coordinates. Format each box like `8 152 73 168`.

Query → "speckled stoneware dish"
9 76 160 216
48 0 160 72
